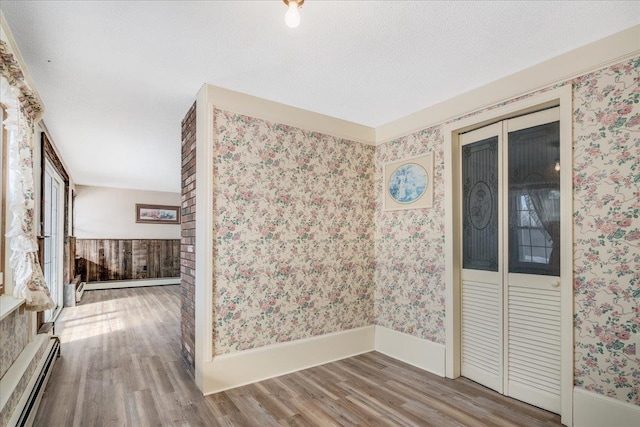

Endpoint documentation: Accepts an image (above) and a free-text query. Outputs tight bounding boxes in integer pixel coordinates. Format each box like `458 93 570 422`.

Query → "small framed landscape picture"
135 204 181 224
384 153 433 211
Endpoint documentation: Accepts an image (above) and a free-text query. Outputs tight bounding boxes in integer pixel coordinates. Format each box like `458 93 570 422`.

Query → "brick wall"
180 101 196 373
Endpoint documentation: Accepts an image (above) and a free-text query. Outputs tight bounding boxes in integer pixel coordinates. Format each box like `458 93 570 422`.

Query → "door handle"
551 281 560 288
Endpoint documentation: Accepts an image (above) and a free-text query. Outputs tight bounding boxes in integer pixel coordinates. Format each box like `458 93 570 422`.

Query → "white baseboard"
84 278 180 290
201 325 375 395
374 326 445 376
573 388 640 427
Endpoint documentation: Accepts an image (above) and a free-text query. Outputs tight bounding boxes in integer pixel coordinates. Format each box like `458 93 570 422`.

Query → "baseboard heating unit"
6 336 60 427
76 281 85 302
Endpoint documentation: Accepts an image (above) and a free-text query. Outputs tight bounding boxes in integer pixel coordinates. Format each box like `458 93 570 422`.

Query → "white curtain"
1 42 55 311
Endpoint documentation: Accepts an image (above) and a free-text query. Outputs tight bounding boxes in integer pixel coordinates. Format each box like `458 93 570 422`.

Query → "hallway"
34 285 196 425
35 286 561 426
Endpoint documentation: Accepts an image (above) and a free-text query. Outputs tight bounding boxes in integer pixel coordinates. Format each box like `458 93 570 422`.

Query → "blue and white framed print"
384 153 433 211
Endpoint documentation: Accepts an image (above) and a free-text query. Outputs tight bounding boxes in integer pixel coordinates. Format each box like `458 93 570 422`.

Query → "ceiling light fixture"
283 0 304 28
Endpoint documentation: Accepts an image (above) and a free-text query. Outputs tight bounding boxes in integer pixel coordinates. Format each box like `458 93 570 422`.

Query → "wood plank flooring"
34 285 561 426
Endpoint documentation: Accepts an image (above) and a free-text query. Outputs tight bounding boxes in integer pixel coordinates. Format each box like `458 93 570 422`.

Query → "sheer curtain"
1 40 55 311
526 186 561 274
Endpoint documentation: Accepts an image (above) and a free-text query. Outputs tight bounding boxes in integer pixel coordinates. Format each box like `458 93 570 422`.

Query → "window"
508 121 561 276
513 193 555 264
462 136 499 272
43 162 65 321
40 132 70 323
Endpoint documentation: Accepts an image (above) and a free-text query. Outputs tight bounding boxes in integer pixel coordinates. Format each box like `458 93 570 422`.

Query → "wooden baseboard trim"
374 326 445 376
201 326 376 395
84 278 180 290
573 388 640 427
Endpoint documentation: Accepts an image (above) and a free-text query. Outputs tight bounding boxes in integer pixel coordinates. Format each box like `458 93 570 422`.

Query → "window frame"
509 192 555 274
37 131 70 326
1 106 7 295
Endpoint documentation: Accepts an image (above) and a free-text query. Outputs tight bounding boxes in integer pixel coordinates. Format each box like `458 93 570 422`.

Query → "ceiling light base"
283 0 304 7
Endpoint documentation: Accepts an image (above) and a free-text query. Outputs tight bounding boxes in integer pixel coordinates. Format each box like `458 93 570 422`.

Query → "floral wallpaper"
572 58 640 405
212 109 375 354
374 57 640 405
375 128 446 344
207 57 638 405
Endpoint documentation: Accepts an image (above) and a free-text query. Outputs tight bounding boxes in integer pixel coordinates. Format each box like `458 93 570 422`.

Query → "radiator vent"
11 336 60 427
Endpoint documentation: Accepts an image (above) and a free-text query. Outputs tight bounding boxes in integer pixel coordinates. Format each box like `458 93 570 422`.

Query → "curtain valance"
1 39 54 311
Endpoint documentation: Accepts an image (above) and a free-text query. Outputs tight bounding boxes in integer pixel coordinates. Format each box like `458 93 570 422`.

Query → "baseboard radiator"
8 336 60 427
76 281 85 302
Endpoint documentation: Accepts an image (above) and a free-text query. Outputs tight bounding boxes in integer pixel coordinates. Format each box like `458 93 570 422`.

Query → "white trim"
0 294 25 321
43 160 65 322
200 25 640 148
573 388 640 427
206 85 375 145
188 28 637 404
444 86 573 425
376 25 639 143
0 334 48 412
201 326 375 395
558 84 574 427
374 326 445 376
2 16 637 148
47 305 62 323
194 85 215 391
83 277 179 290
444 126 461 379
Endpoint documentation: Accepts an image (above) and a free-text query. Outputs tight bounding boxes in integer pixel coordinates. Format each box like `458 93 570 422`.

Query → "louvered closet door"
460 109 562 415
460 123 503 393
505 109 561 414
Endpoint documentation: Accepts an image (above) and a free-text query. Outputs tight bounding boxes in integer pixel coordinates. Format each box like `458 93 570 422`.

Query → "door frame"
443 86 573 425
43 159 65 322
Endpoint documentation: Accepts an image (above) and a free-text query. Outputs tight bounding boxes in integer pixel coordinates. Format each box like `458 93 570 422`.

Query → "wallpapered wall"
374 57 640 405
375 128 446 344
212 109 375 354
572 59 639 405
205 57 637 405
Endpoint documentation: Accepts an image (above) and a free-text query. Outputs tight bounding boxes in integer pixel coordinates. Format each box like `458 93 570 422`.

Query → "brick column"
180 102 197 372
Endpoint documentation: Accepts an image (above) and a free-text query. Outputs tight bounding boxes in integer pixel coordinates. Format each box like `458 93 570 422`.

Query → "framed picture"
135 204 181 224
384 153 433 211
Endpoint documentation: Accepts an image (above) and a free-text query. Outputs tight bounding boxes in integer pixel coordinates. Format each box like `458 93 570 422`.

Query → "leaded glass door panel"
505 108 561 414
460 122 503 393
459 108 562 414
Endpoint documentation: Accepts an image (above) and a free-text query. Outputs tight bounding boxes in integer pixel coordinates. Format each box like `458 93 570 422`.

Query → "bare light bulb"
285 1 301 28
554 159 561 172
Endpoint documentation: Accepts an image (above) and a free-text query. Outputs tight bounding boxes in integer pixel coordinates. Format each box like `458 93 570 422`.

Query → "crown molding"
375 24 640 144
206 85 376 145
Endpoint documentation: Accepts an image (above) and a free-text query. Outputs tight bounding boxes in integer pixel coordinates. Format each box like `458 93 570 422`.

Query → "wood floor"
35 285 562 426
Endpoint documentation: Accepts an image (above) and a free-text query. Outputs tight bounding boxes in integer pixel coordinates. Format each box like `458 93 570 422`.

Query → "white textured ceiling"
1 1 638 192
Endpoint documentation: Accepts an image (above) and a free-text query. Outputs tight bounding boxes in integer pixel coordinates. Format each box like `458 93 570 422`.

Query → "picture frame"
135 204 181 224
383 153 433 211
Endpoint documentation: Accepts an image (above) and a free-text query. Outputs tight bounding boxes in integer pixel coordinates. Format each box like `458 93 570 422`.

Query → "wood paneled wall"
76 239 180 282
